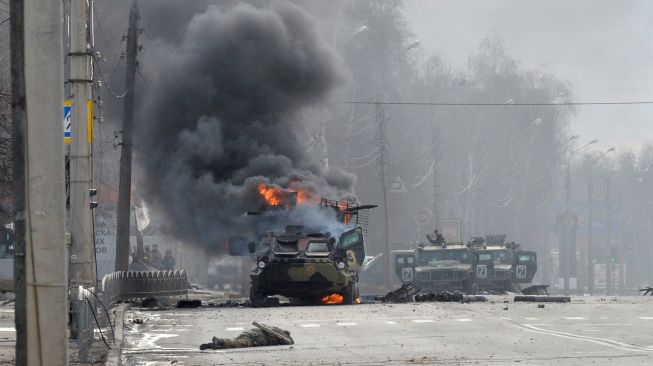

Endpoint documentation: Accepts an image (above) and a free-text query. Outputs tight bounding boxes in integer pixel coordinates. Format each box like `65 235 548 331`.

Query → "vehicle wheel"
342 284 355 305
249 287 267 307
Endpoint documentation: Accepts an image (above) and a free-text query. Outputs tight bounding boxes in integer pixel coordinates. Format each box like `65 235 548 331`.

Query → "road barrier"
101 270 189 307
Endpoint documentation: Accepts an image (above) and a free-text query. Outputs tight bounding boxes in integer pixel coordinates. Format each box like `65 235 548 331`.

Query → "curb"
105 303 130 366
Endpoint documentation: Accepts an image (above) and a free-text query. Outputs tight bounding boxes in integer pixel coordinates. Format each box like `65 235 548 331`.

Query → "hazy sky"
404 0 653 153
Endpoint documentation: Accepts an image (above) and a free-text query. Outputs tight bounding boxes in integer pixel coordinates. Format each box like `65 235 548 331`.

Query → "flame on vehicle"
355 297 361 304
320 293 344 305
258 183 319 207
258 184 286 206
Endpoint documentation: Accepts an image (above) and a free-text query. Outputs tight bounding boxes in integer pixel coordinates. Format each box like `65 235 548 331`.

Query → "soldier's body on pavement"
200 323 293 350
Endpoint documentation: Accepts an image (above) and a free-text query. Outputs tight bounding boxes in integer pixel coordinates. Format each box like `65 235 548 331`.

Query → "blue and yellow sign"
64 100 72 144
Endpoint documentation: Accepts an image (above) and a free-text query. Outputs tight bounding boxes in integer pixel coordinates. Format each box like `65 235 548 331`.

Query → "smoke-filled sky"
404 0 653 152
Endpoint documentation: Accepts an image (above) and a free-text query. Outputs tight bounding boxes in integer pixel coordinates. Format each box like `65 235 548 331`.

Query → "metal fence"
72 270 189 362
101 270 189 306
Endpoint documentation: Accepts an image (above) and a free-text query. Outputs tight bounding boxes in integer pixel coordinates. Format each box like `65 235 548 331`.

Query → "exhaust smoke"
136 1 356 252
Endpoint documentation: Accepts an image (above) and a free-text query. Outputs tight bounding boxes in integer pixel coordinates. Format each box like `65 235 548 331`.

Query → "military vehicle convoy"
394 232 537 293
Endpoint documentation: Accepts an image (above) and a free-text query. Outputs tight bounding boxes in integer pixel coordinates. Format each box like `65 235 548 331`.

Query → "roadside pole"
11 0 68 364
115 0 140 271
68 0 96 287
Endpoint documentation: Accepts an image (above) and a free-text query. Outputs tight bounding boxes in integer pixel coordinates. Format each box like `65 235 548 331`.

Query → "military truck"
248 225 365 305
472 235 537 292
394 242 476 293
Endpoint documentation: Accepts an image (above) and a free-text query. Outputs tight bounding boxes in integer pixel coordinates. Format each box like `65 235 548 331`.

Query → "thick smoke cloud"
136 1 356 251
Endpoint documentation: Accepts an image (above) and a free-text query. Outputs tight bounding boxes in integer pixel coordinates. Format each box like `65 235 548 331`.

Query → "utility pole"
115 0 140 271
587 172 594 295
431 128 439 227
11 0 68 364
375 102 391 290
68 0 96 287
606 178 613 295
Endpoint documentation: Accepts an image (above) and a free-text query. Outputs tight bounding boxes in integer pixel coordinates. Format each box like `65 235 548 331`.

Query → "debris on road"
514 295 571 303
409 355 428 364
376 283 420 303
639 286 653 296
415 291 486 303
176 299 202 308
199 322 294 350
537 304 545 308
141 297 170 309
521 285 549 296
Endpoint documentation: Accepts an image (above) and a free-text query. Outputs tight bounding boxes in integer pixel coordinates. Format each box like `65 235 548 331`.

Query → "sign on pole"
64 99 72 144
388 176 407 193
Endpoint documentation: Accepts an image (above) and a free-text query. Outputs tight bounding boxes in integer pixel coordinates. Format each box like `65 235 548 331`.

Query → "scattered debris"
639 287 652 296
415 291 486 303
521 285 549 296
409 355 428 364
537 304 545 309
376 283 420 303
514 295 571 303
132 318 144 325
141 297 171 309
503 306 509 310
176 299 202 308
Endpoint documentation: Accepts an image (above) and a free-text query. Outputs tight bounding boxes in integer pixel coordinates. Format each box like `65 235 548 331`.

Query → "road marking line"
299 324 320 328
385 321 397 325
524 317 539 320
563 317 587 320
337 322 357 326
0 327 15 332
638 317 653 320
455 318 472 322
582 330 601 332
412 319 434 323
575 324 632 326
225 327 244 331
519 324 653 353
501 317 512 321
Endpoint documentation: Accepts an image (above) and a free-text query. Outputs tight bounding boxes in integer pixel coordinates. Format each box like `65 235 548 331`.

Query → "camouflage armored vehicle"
248 225 365 306
472 234 537 292
394 241 476 293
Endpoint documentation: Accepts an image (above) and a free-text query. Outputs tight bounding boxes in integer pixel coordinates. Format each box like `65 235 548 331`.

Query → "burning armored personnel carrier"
236 185 376 306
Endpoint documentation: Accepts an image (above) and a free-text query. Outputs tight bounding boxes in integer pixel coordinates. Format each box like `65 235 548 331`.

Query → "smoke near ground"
136 1 355 252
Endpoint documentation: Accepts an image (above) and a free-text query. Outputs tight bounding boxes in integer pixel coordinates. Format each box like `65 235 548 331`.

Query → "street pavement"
122 295 653 365
0 304 15 365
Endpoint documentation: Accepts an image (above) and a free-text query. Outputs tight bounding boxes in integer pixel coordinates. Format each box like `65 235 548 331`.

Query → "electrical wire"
340 100 653 106
84 288 115 342
85 298 112 349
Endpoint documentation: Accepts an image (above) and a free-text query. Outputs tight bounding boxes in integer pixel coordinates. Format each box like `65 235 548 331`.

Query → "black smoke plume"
136 1 355 252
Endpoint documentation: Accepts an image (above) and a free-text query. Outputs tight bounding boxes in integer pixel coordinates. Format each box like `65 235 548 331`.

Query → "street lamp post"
563 138 597 294
587 147 615 295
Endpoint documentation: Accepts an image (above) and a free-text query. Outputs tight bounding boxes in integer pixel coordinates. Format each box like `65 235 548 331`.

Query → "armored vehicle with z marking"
394 231 537 294
394 234 476 293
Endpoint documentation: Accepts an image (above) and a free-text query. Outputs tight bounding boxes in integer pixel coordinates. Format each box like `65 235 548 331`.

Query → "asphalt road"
122 296 653 366
0 304 15 364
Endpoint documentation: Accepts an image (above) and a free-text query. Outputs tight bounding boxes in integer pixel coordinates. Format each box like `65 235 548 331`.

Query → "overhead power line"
340 100 653 106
